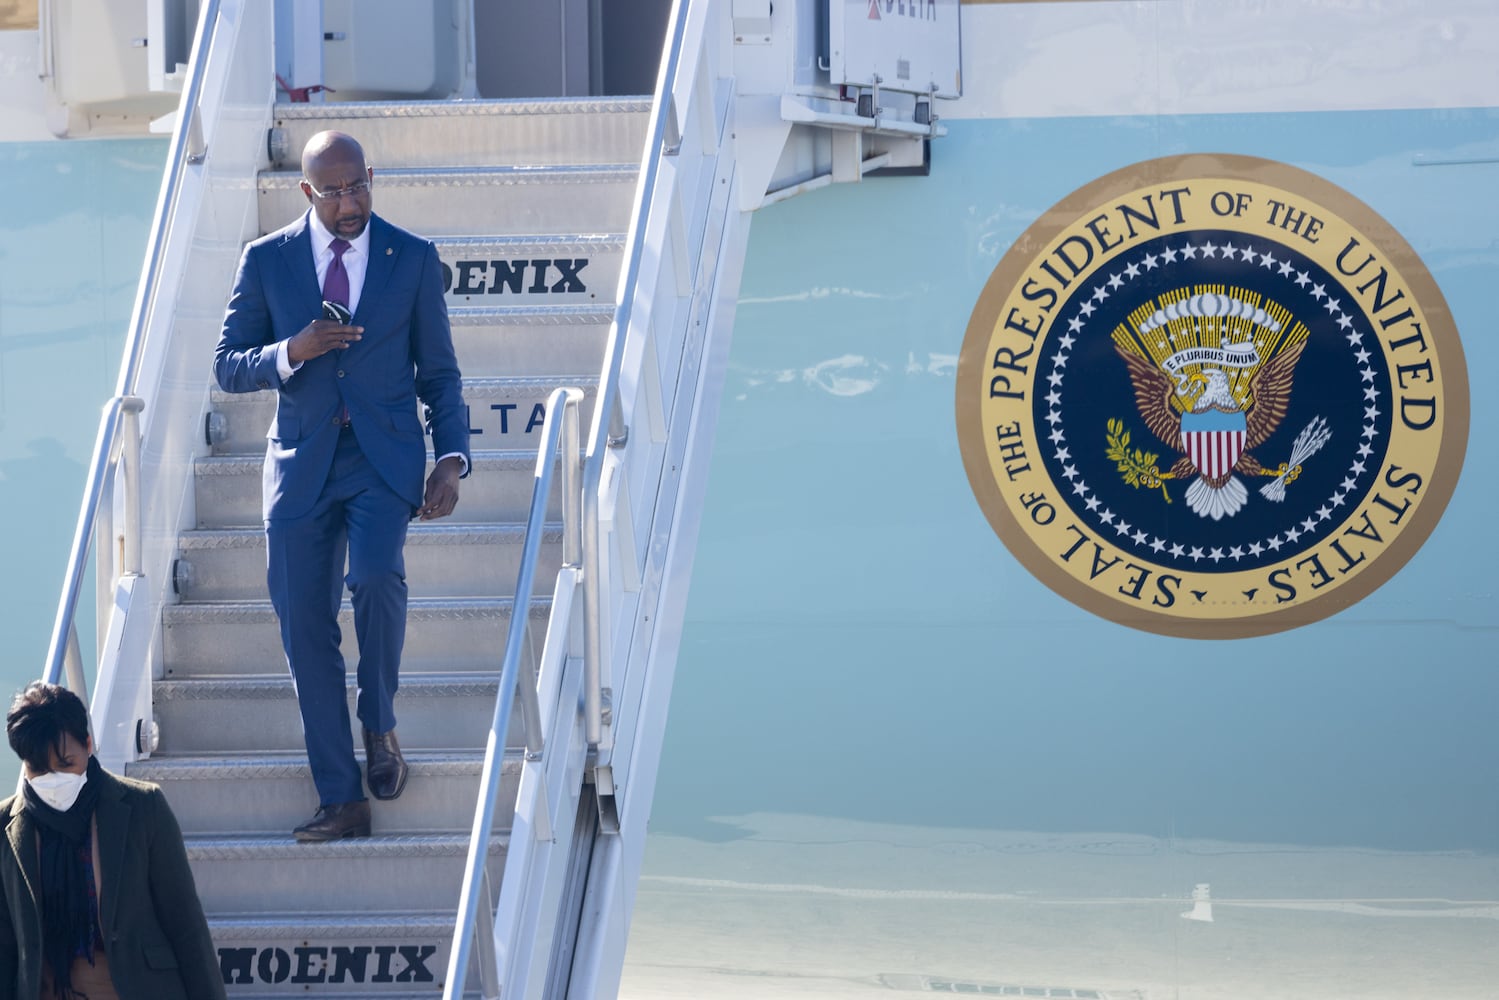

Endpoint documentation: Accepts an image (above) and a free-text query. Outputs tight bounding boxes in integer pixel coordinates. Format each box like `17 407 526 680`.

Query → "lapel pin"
386 248 393 255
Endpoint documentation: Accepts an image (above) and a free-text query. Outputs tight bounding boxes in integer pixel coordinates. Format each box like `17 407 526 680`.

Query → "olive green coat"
0 768 225 1000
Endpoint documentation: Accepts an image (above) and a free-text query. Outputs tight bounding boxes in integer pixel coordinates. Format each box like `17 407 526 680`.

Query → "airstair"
39 0 951 995
134 96 646 997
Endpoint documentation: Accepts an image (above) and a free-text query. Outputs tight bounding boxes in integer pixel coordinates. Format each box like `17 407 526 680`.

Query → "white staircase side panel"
88 575 147 767
92 0 275 770
569 137 753 1000
493 577 592 1000
468 3 762 993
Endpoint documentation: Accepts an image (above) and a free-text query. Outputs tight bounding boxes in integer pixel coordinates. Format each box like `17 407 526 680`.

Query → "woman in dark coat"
0 682 226 999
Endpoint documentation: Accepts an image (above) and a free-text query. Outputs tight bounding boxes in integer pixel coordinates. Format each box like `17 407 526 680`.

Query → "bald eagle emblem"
1111 290 1323 520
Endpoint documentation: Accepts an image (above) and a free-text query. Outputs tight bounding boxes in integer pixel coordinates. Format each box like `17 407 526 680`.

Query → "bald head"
302 130 366 176
300 131 373 240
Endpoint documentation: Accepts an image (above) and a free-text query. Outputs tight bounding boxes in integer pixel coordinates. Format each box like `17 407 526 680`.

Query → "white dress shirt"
276 211 370 379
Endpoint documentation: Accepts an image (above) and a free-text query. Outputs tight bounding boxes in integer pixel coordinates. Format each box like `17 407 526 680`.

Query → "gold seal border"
955 153 1471 639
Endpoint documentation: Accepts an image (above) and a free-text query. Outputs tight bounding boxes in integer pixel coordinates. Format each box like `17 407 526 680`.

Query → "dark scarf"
21 755 105 1000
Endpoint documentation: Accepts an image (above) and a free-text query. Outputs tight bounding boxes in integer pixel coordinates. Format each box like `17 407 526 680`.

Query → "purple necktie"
324 237 351 308
326 238 351 426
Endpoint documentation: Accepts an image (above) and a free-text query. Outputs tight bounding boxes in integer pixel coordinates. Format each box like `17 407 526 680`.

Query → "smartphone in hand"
322 300 352 324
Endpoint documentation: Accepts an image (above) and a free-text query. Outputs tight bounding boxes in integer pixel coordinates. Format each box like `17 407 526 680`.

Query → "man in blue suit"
214 131 469 841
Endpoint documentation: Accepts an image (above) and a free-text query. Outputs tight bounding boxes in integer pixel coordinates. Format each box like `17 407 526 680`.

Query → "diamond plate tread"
271 97 652 121
259 164 636 190
154 672 500 703
177 522 562 550
208 375 599 404
432 233 626 256
128 750 509 783
185 832 505 861
443 376 599 404
163 595 551 625
447 303 616 325
208 910 455 939
269 99 649 171
468 374 601 397
193 449 558 479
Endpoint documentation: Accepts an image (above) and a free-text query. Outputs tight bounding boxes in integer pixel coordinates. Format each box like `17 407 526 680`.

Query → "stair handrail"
446 386 584 1000
41 0 221 693
581 0 698 767
450 1 706 989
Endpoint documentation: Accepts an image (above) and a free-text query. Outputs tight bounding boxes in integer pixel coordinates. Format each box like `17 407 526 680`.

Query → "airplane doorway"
473 0 671 98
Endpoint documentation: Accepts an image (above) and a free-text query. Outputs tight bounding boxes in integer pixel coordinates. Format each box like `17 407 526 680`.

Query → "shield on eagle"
1179 408 1248 481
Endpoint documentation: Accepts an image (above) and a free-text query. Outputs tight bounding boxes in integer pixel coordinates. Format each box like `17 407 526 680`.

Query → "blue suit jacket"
214 212 469 520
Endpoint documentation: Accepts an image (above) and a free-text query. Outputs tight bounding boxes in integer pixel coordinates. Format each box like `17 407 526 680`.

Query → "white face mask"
26 769 88 812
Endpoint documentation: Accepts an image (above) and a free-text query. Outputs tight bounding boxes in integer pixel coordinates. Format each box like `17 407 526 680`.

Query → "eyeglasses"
304 178 371 202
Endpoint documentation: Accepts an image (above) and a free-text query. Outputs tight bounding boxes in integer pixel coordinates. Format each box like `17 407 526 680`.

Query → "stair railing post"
516 390 585 761
119 396 146 578
476 869 500 999
96 449 117 660
63 628 87 705
563 393 582 569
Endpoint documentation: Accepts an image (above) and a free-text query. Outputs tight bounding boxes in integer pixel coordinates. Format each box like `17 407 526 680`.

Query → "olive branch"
1106 419 1171 503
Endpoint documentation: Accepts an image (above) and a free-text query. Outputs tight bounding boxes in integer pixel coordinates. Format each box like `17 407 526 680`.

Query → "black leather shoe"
293 799 371 842
363 727 409 801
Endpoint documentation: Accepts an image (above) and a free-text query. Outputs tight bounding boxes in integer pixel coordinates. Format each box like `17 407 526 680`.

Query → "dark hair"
6 682 91 775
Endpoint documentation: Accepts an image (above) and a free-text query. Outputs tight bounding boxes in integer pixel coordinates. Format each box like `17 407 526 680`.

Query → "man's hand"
418 456 463 520
288 319 363 364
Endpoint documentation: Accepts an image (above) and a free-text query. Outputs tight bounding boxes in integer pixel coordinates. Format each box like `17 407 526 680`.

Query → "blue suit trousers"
266 426 411 806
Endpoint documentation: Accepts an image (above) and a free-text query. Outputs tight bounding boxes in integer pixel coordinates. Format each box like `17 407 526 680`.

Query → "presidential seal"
955 154 1469 638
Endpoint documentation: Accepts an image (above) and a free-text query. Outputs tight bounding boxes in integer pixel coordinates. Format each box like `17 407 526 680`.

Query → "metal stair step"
130 750 516 835
173 522 565 601
257 165 637 237
163 596 551 676
186 833 505 912
435 234 626 309
271 97 651 168
209 911 479 996
194 449 568 528
448 303 613 377
152 673 526 754
209 377 598 455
